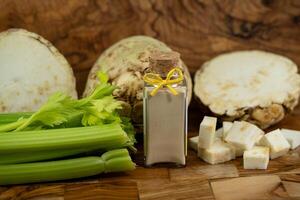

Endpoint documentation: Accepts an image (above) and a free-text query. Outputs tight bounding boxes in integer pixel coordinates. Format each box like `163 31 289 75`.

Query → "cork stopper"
149 51 180 77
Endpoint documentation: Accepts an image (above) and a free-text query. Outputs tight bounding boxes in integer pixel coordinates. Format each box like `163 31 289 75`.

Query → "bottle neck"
148 51 180 77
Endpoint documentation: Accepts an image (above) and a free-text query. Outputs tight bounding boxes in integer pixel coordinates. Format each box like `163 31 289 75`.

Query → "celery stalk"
0 149 135 185
0 112 32 125
0 124 131 154
0 146 102 164
0 118 27 132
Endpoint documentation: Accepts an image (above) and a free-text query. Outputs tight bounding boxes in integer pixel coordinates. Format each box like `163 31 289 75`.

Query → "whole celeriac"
194 50 300 129
84 36 192 126
0 29 77 113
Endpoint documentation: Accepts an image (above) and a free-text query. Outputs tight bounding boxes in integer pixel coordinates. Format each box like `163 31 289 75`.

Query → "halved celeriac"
0 29 77 113
194 50 300 129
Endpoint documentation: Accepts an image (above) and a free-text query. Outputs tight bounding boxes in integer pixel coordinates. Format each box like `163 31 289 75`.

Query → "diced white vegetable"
255 135 264 146
216 128 223 138
189 136 198 151
198 138 235 164
281 129 300 149
198 116 217 150
225 121 264 150
243 146 269 169
222 121 233 139
228 144 244 157
261 129 290 159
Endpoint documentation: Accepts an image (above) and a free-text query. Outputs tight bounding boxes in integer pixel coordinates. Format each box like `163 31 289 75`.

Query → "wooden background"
0 0 300 95
1 1 300 199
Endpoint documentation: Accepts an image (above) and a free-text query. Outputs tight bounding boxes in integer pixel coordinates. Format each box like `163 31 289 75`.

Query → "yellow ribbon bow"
143 67 184 96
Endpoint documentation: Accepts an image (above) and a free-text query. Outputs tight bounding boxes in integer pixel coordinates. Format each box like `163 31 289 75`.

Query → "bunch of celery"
0 149 135 185
0 72 136 185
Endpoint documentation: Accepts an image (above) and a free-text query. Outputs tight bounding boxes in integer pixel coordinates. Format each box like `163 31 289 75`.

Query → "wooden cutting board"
0 1 299 199
0 181 139 200
0 106 300 200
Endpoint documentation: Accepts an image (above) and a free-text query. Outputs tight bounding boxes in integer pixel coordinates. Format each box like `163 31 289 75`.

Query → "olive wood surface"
0 0 300 199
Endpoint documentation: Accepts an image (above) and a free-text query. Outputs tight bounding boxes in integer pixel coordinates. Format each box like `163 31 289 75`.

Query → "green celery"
14 93 77 131
0 112 32 124
0 118 27 132
0 146 102 164
53 111 84 128
0 71 136 146
0 124 131 154
0 149 135 185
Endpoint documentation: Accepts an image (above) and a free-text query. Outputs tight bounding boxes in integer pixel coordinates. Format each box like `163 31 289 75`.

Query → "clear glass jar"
143 80 187 167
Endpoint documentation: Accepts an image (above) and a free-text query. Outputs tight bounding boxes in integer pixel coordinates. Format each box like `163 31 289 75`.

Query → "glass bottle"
143 51 187 167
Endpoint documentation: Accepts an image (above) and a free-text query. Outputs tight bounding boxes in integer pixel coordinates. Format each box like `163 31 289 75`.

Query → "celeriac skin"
84 36 193 126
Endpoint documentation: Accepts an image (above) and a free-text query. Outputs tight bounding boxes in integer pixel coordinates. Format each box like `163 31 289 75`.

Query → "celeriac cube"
261 129 290 159
189 132 223 147
225 121 264 150
222 121 233 139
189 136 198 151
243 146 269 169
198 138 235 164
235 147 244 157
255 135 264 146
216 128 223 138
198 116 217 150
228 144 244 157
281 128 300 149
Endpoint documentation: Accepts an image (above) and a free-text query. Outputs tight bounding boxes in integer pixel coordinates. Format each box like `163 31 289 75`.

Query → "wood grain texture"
0 0 299 95
210 175 282 200
138 179 214 200
0 181 138 200
282 181 300 197
1 1 300 199
169 164 239 181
